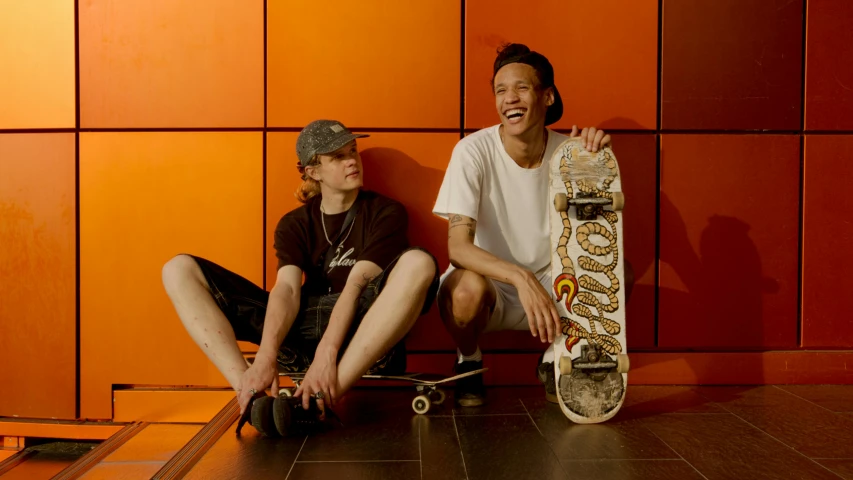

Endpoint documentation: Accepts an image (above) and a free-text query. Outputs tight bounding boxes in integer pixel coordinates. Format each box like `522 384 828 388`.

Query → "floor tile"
419 416 467 480
456 414 566 480
296 414 420 462
815 459 853 480
621 386 727 416
698 386 853 458
524 397 679 460
641 413 841 479
286 461 420 480
452 386 540 416
778 385 853 412
560 459 706 480
184 421 305 479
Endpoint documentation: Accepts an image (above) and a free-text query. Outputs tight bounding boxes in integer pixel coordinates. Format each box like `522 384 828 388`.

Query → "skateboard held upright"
548 137 629 424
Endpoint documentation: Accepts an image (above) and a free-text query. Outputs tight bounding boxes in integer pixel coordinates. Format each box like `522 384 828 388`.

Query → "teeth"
506 109 525 118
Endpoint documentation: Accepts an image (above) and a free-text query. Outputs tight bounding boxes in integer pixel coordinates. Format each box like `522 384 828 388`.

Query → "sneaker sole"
456 397 486 407
250 396 278 436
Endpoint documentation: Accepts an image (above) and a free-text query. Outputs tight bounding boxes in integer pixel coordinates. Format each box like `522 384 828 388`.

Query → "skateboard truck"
553 192 625 220
559 345 630 382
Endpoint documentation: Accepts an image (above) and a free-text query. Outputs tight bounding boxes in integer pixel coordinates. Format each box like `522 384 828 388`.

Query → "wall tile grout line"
74 0 82 420
262 0 268 291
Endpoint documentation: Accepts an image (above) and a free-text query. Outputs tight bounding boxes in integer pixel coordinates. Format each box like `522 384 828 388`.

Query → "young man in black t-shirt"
162 119 439 435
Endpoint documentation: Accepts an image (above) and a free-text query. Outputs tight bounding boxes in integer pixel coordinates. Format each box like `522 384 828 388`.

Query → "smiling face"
306 140 363 194
493 63 554 137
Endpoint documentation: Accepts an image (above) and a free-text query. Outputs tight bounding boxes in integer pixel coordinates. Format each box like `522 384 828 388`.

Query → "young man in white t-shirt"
432 43 616 407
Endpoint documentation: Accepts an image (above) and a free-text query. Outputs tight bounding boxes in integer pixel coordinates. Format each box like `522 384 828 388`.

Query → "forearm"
318 262 380 354
449 241 529 287
255 284 300 363
316 284 362 355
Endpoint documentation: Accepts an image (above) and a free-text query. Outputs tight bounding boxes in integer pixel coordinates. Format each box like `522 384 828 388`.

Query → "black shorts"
187 247 439 376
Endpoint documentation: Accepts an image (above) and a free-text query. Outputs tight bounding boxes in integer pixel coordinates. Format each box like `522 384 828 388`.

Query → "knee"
441 272 489 327
393 249 436 288
161 254 202 294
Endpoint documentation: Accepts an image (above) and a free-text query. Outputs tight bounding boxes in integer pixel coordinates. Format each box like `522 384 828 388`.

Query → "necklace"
500 126 548 168
320 204 356 247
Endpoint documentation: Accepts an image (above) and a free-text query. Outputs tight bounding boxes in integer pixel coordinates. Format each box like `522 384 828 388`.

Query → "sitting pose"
162 119 439 434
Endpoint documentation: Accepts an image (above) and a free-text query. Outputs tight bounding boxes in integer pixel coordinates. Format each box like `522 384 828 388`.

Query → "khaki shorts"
438 266 551 333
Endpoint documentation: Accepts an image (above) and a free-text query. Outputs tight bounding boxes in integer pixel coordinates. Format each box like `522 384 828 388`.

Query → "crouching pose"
162 119 438 435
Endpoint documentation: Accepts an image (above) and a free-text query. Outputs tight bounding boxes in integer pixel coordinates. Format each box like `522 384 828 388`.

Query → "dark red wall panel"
802 135 853 347
658 135 800 349
805 0 853 130
661 0 804 131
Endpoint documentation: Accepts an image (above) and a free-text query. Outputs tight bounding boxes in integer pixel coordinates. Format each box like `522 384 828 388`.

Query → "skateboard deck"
278 368 489 415
548 137 629 424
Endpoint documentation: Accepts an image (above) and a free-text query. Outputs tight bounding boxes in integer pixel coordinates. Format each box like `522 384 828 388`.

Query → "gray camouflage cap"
295 119 369 166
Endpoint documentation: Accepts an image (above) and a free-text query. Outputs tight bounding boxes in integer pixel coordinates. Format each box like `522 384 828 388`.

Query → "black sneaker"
537 362 558 404
454 359 485 407
537 352 558 404
235 392 275 437
272 395 324 437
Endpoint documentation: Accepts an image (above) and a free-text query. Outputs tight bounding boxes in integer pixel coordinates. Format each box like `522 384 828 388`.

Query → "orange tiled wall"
1 0 851 420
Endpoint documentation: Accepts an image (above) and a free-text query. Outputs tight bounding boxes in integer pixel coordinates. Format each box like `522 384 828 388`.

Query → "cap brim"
316 133 370 155
545 86 564 126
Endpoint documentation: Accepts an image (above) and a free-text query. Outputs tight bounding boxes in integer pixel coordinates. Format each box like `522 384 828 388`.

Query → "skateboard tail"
553 352 626 425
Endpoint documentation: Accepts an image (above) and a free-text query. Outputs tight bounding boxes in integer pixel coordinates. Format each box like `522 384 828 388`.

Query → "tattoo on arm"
448 223 476 238
448 215 476 238
353 272 378 291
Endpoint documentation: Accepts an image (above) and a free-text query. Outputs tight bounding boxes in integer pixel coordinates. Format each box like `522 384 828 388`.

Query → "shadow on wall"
359 147 454 351
658 191 779 349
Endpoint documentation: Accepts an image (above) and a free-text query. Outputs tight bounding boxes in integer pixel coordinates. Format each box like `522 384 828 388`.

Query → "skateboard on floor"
548 136 629 424
278 368 489 415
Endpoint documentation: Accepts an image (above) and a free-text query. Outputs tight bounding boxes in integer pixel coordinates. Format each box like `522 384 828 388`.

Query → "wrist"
316 341 339 358
254 346 278 365
508 266 531 287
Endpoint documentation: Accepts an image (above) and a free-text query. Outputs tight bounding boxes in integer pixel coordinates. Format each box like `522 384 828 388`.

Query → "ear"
545 87 555 107
305 164 322 182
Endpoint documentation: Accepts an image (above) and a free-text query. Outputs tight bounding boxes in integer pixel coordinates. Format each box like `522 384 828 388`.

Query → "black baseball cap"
295 120 369 166
492 44 563 126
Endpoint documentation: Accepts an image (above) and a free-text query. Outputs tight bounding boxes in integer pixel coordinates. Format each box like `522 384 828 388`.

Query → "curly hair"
491 43 554 91
295 154 321 203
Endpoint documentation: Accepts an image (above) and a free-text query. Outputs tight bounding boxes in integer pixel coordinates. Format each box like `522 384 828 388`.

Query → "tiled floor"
185 385 853 480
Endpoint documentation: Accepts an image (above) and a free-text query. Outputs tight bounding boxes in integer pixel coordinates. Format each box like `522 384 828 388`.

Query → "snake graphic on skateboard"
548 137 629 424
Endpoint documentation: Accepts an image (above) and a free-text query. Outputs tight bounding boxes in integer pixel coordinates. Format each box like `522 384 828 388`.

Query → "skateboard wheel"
559 356 573 375
250 396 278 437
412 395 431 415
617 354 630 374
278 388 293 397
611 192 625 211
430 389 446 405
554 193 568 212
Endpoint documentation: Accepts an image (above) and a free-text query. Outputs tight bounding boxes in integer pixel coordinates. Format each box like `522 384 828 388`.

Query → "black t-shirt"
273 190 409 296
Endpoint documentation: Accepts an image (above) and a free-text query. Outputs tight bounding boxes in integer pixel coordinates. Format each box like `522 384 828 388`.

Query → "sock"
458 347 482 364
541 343 555 364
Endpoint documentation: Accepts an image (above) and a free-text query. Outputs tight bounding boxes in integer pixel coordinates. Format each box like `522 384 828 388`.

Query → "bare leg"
161 255 247 389
335 250 437 394
437 269 496 356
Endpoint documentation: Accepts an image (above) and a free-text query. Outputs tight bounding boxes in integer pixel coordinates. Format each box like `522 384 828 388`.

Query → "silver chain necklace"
320 204 356 247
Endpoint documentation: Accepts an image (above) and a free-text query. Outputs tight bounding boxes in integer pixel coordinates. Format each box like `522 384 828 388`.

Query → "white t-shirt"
433 124 570 281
